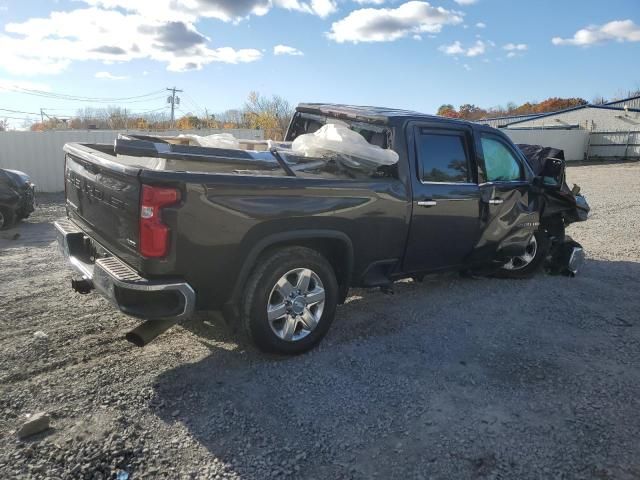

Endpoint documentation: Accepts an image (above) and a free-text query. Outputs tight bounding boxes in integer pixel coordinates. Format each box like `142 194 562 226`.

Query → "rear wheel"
494 232 548 279
242 246 338 354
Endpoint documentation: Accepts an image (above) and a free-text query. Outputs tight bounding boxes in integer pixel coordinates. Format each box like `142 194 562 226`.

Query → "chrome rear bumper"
54 219 195 320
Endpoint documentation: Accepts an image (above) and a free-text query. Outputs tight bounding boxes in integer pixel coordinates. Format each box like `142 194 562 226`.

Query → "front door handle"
487 198 504 205
417 200 437 207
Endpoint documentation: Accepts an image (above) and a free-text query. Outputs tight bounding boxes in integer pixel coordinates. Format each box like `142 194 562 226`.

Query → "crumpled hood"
516 144 589 224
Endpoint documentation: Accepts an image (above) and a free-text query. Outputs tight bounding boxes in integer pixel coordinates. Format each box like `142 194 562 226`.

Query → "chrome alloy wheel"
503 235 538 271
267 268 325 342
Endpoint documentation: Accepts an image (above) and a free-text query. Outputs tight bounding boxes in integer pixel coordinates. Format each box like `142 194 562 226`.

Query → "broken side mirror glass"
537 157 565 188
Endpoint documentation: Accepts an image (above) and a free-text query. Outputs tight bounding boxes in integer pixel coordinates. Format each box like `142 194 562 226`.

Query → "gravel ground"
0 163 639 480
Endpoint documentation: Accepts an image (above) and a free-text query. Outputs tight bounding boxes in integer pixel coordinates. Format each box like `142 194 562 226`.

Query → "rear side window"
480 136 523 182
417 131 470 183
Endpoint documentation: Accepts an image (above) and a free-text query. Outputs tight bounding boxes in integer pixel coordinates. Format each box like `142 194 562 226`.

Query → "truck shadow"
0 193 63 251
152 258 640 478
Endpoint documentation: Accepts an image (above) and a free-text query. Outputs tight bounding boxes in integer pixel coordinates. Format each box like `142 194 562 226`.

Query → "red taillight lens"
139 185 180 258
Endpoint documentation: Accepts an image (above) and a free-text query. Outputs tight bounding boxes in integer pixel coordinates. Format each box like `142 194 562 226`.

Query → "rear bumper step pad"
54 219 195 320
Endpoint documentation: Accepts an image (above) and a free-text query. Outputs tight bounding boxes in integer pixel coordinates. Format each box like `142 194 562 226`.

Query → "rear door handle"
487 198 504 205
417 200 437 207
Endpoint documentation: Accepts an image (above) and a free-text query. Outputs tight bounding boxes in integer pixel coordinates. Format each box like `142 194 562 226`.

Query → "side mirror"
538 157 565 188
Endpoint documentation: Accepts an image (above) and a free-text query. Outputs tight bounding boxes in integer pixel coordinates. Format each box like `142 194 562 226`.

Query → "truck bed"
62 136 408 309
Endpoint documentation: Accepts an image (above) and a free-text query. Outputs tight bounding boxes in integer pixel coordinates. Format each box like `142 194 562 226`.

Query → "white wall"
504 129 590 161
0 129 263 192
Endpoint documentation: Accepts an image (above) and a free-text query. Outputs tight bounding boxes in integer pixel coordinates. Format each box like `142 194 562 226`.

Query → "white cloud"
503 43 527 51
503 42 527 58
328 1 463 43
454 0 477 4
463 63 471 71
84 0 337 22
552 19 640 46
412 34 422 40
439 40 464 55
466 39 486 56
439 39 487 57
95 71 129 80
273 44 304 56
0 6 263 75
475 22 485 28
353 0 385 4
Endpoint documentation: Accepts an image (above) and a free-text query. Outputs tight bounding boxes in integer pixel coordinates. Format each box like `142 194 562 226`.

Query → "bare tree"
244 92 294 139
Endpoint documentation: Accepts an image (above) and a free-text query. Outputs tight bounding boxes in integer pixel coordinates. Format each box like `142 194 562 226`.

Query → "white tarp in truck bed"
116 124 399 176
291 124 398 167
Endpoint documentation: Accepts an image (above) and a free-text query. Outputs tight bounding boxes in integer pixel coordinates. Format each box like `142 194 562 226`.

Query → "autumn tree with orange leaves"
437 97 588 120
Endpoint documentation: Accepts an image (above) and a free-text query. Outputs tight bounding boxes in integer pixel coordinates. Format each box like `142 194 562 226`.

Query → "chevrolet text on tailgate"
54 104 589 354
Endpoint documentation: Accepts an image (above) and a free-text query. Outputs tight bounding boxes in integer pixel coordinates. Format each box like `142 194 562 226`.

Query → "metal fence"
0 129 263 192
586 131 640 160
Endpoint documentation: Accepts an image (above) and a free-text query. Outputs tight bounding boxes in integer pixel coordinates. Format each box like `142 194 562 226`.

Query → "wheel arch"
225 230 354 320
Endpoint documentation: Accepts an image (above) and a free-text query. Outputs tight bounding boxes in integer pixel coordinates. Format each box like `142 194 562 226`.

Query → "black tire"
0 207 15 230
493 231 549 279
242 246 338 354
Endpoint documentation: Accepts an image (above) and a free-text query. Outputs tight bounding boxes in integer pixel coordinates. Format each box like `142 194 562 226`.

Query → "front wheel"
0 207 15 230
242 246 338 354
494 231 549 279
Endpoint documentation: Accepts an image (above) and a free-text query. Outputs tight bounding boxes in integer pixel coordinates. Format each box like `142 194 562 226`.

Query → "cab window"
480 135 523 182
417 130 470 183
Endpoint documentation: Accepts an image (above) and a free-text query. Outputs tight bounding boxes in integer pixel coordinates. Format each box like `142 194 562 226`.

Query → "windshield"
3 169 30 187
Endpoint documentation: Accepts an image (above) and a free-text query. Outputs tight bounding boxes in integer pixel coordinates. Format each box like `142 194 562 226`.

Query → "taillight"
139 185 180 258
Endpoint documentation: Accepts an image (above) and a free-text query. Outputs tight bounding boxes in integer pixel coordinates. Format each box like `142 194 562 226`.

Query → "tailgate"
64 143 142 268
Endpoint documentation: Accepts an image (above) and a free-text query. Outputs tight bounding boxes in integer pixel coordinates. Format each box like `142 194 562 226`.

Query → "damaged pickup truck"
55 104 589 354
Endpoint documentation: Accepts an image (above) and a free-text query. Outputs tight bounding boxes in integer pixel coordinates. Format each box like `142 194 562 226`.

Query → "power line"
0 85 166 103
0 107 41 115
181 92 207 118
134 106 170 115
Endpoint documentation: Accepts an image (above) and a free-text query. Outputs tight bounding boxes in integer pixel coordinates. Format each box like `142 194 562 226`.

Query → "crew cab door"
471 132 540 260
403 124 482 272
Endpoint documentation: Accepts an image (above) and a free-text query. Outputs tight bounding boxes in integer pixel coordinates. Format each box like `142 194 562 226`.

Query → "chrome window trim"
418 180 478 186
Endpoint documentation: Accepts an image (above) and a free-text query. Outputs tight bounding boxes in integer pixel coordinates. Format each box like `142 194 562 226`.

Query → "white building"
605 94 640 111
504 104 640 132
476 113 543 128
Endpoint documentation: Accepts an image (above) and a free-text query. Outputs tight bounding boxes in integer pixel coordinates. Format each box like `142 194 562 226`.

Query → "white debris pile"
177 133 241 149
291 123 399 167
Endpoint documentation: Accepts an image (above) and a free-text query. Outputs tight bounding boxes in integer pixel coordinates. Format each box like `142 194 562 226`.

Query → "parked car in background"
54 104 589 354
0 168 35 229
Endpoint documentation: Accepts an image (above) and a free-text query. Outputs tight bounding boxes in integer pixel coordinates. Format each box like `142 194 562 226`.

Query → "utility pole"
40 108 44 124
166 87 182 128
